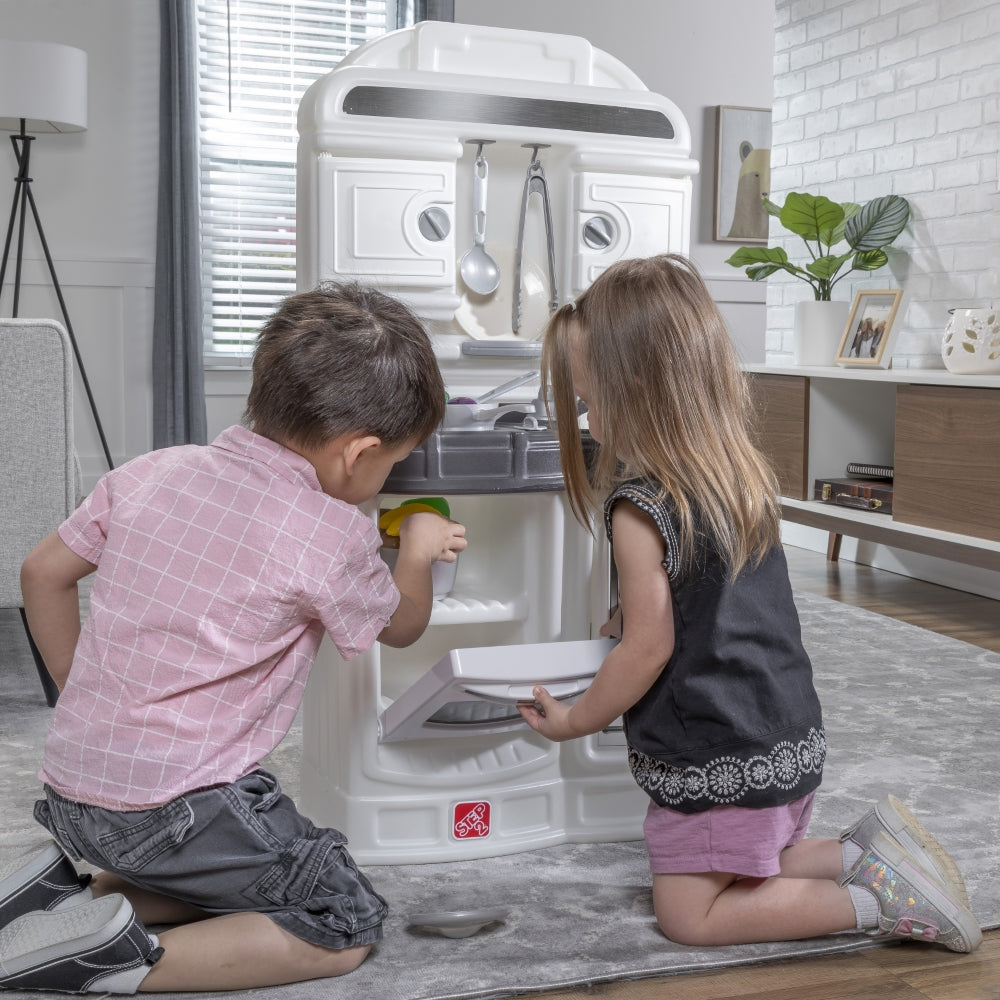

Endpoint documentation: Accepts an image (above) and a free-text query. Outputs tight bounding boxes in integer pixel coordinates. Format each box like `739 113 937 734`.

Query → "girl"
518 254 980 953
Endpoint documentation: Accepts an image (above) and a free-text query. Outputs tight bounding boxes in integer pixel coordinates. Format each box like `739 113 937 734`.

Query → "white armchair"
1 318 79 706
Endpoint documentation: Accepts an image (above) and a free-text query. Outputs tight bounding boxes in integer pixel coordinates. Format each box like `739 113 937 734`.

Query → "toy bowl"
380 546 458 599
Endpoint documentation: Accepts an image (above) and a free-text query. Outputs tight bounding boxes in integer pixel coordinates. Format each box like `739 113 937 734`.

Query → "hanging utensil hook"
469 140 493 250
513 143 558 334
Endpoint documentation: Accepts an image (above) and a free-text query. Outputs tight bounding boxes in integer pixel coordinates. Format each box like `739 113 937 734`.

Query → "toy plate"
454 245 550 341
408 906 510 938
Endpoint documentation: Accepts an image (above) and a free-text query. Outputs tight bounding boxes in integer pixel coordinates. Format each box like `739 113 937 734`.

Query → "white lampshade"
0 39 87 133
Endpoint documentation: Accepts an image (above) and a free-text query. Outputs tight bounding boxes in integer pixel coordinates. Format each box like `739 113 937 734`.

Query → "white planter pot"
941 308 1000 374
793 300 850 366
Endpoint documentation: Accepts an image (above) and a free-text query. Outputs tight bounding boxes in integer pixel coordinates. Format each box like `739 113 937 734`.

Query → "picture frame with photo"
835 289 905 368
714 105 772 243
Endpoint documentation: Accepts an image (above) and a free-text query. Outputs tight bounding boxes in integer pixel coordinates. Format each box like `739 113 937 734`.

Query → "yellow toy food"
378 497 452 539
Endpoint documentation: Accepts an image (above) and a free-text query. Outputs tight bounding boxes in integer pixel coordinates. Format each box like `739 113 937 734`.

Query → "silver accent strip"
343 86 676 140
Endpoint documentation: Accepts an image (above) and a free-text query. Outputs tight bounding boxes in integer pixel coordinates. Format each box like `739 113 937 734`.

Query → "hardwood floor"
784 545 1000 656
534 545 1000 1000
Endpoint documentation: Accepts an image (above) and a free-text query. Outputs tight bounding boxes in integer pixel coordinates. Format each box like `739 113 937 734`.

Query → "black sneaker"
0 843 92 926
0 893 162 993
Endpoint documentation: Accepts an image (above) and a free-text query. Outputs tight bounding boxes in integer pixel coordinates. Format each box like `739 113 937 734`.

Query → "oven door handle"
461 680 591 704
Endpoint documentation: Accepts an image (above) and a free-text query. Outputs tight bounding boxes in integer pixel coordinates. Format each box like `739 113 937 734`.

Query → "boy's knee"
310 942 371 978
341 943 372 975
89 871 131 898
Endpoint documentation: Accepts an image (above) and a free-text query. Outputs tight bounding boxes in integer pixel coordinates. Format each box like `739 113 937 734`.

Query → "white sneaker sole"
0 893 132 976
0 842 65 902
878 794 970 909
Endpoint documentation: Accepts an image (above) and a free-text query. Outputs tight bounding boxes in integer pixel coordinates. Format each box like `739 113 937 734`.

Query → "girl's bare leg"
652 867 856 947
776 836 845 880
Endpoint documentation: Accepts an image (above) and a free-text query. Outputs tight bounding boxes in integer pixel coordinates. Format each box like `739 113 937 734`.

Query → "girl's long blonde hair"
542 254 781 580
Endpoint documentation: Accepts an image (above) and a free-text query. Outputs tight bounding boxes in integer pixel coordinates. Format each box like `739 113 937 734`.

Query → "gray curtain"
423 1 455 21
152 0 450 451
153 0 207 449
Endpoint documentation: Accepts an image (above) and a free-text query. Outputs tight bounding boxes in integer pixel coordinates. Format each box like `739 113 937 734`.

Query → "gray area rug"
1 589 997 999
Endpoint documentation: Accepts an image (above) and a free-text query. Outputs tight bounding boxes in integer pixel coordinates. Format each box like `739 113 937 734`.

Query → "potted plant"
726 191 911 364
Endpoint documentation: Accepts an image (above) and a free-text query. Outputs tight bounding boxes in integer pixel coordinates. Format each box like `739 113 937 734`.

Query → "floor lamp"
0 39 113 470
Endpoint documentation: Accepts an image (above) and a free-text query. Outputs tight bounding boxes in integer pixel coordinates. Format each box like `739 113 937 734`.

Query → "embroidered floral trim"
628 727 827 809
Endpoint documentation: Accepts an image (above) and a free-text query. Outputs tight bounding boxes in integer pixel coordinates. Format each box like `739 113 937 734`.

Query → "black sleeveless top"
605 480 825 814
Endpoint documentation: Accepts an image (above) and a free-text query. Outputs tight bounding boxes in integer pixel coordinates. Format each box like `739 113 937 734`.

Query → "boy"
1 283 466 993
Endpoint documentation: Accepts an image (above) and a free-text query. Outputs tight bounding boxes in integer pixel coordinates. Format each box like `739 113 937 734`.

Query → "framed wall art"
714 105 772 243
835 289 905 368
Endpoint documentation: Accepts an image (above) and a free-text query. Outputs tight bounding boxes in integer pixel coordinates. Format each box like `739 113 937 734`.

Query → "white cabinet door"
571 171 691 294
316 156 455 286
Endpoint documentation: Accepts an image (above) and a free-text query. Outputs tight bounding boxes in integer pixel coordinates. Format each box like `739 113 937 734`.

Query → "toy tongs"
512 144 558 334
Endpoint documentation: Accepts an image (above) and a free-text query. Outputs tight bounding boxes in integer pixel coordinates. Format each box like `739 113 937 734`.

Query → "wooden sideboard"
744 365 1000 573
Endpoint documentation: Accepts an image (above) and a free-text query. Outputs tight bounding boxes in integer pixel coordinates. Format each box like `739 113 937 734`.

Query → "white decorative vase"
941 308 1000 374
792 299 849 366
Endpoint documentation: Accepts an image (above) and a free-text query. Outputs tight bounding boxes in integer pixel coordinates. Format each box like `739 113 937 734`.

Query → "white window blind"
196 0 399 358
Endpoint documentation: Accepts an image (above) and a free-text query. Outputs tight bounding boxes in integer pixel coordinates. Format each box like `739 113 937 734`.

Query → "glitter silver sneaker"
841 794 969 908
0 842 92 927
839 830 981 953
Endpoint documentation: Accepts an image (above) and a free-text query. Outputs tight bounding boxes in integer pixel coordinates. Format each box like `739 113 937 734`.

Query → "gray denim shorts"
34 769 387 950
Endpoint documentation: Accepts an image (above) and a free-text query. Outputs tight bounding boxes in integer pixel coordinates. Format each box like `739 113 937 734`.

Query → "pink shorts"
643 792 816 878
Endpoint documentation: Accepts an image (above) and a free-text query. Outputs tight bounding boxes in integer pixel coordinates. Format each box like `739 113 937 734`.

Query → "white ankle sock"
86 934 159 994
842 838 863 872
847 886 880 930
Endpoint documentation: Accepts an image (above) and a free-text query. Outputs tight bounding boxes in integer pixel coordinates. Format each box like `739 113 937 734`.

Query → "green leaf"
779 192 845 242
725 246 789 267
852 248 889 271
845 195 910 251
744 263 784 281
806 252 854 281
819 202 858 247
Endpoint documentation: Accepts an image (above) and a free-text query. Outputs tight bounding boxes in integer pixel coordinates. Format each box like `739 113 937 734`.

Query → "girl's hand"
517 686 580 742
523 500 675 741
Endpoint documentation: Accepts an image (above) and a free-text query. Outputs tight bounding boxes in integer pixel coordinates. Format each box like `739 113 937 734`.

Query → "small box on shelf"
813 477 894 514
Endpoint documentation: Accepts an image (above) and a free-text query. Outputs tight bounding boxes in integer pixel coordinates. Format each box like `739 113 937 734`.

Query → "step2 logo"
453 800 491 840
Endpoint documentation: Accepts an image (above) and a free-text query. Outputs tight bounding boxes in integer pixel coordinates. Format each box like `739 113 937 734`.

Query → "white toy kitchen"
295 21 698 863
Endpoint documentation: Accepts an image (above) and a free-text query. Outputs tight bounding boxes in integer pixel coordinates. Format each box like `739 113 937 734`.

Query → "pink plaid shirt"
40 425 399 810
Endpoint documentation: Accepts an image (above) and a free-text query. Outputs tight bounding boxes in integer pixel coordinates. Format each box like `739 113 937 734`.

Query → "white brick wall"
766 0 1000 366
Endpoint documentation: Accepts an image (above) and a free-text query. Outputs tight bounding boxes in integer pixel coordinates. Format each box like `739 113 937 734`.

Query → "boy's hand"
396 511 467 562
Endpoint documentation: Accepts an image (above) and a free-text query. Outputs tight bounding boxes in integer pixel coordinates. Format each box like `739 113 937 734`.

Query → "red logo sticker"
453 800 491 839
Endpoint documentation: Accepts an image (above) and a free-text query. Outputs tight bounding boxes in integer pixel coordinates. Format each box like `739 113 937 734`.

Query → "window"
196 0 402 359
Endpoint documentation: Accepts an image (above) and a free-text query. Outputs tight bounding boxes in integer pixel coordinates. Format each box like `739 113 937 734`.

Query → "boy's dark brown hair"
245 282 445 449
